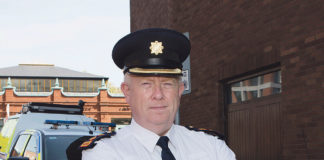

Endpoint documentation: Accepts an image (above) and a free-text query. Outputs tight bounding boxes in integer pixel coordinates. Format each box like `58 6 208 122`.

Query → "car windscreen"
44 135 84 160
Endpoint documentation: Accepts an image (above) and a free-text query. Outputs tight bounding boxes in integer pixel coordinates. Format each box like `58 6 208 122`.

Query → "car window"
44 135 83 160
10 134 30 157
23 135 37 160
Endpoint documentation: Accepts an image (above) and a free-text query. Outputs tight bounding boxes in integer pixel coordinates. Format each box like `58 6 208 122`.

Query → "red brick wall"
130 0 171 30
0 88 130 123
131 0 324 159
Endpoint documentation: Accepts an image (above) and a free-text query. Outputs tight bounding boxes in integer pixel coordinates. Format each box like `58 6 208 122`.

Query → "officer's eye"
141 82 152 86
162 82 175 88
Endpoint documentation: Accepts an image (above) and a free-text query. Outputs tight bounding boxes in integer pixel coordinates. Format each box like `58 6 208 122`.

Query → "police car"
0 101 115 160
7 120 114 160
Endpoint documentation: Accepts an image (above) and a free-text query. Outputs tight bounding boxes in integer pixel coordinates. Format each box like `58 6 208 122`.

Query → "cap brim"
127 67 182 75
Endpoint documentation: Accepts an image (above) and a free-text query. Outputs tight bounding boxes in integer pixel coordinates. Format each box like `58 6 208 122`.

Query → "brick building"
0 64 131 127
130 0 324 159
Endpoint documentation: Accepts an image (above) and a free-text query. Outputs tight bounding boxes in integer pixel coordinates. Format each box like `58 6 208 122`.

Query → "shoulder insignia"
185 126 226 140
79 131 116 150
66 136 92 160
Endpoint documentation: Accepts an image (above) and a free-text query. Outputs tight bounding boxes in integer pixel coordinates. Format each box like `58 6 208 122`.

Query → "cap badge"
149 41 164 55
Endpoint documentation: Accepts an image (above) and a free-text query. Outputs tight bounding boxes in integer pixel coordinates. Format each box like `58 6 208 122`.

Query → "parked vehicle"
0 101 115 160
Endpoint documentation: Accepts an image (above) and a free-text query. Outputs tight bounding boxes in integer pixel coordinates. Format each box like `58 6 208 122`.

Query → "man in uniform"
82 28 236 160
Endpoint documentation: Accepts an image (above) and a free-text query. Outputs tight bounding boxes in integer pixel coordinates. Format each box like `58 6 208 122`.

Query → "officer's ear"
121 82 130 97
121 73 138 105
121 82 132 105
121 73 130 96
178 81 185 97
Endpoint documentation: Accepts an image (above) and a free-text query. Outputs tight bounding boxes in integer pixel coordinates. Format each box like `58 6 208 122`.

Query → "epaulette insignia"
185 126 225 140
79 131 116 150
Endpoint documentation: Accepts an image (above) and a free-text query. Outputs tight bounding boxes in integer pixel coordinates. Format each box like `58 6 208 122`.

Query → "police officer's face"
121 74 184 134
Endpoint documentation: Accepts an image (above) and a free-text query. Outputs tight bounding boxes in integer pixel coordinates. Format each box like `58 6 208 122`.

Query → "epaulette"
66 136 92 160
79 131 116 150
185 126 226 140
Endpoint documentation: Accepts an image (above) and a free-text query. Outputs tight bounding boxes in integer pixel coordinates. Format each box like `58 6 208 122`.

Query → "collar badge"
149 41 164 55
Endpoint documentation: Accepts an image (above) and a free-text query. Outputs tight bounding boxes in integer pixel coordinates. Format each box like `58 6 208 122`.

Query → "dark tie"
156 136 176 160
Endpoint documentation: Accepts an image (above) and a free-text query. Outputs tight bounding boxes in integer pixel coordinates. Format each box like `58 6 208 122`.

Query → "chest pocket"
188 152 210 160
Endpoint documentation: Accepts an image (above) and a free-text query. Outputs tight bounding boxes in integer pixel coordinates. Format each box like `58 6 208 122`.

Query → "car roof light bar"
83 121 116 127
22 102 84 115
45 120 79 125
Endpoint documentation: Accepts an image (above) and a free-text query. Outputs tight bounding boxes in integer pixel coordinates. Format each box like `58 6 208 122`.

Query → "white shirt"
82 119 236 160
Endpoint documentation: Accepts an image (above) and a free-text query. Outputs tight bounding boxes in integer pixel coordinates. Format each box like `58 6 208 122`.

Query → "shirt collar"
165 125 176 148
130 119 159 152
129 119 176 152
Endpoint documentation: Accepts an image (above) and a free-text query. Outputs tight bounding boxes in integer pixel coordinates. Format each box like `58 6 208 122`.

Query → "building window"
62 79 102 93
12 78 55 92
2 78 103 93
0 78 7 91
229 70 281 104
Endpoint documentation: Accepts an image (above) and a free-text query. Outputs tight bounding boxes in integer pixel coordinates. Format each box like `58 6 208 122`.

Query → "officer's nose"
152 84 164 100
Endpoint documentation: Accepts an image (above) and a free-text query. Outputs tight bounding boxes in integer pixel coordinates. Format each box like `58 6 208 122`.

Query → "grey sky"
0 0 130 86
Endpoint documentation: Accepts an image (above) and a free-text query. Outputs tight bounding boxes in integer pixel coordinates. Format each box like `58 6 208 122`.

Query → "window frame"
226 67 281 104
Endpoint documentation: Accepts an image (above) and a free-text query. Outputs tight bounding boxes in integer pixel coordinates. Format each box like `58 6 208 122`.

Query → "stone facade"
130 0 324 159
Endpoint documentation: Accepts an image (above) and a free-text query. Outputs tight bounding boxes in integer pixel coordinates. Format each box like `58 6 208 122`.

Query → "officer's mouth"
149 106 167 111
